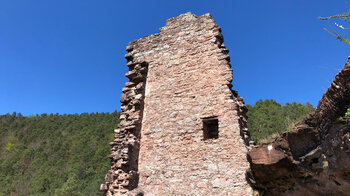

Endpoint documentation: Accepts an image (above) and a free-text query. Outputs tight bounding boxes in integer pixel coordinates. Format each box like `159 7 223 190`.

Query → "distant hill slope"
0 100 315 195
0 112 119 196
246 100 315 144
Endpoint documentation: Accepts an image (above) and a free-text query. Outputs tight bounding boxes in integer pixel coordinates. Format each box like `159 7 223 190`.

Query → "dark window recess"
202 118 219 140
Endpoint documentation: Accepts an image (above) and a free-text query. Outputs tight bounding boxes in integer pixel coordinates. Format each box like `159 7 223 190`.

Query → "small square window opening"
202 118 219 140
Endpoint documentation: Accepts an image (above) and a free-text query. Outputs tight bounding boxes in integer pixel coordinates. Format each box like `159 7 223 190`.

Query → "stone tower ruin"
101 12 252 195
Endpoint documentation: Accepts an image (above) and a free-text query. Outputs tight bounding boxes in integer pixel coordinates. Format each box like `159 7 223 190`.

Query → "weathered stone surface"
102 12 251 195
248 57 350 195
102 59 148 195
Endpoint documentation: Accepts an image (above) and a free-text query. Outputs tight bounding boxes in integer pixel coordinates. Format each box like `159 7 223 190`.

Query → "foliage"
4 142 14 151
246 100 314 144
0 111 119 196
346 109 350 119
0 101 317 194
339 108 350 122
319 10 350 46
318 11 350 21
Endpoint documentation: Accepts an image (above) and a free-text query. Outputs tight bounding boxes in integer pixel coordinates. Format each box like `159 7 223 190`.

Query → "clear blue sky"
1 0 349 115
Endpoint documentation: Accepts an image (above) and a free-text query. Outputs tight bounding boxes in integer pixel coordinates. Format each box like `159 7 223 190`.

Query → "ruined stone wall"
102 13 251 195
101 60 148 194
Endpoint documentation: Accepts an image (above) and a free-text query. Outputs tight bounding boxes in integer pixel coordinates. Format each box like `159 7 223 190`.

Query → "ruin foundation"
102 12 252 195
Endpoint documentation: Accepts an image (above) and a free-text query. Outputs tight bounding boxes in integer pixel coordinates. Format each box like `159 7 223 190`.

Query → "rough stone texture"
103 60 149 194
247 57 350 195
102 12 252 195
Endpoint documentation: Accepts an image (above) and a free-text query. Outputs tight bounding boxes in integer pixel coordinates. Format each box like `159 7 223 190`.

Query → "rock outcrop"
248 57 350 195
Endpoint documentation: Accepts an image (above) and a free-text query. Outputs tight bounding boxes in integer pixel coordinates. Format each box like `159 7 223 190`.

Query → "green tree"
0 111 119 196
247 100 314 144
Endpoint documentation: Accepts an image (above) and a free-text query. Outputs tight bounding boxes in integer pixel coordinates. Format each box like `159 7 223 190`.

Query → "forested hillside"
0 112 119 196
246 100 315 144
0 100 316 195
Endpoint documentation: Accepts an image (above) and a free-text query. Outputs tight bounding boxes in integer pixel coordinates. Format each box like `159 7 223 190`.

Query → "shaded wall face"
128 13 251 195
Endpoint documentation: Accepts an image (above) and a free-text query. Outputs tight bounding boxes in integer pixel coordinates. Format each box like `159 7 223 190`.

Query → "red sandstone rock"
248 57 350 195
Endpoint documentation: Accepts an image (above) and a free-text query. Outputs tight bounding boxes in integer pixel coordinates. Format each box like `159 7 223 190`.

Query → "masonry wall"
102 12 252 195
